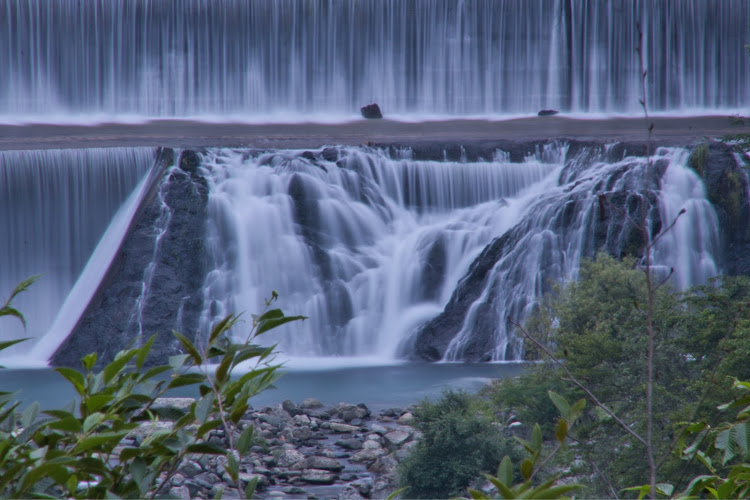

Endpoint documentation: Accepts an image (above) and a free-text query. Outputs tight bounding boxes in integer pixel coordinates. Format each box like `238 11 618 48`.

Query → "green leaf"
497 455 513 487
85 394 114 413
548 390 570 421
195 394 215 424
530 483 584 499
21 401 39 428
83 412 105 433
531 424 542 455
0 307 27 328
209 315 239 345
82 352 98 371
197 419 223 438
167 372 205 389
225 452 239 482
135 335 156 369
72 431 128 454
215 345 238 385
555 418 568 443
245 476 259 498
237 424 255 455
520 458 534 481
255 313 306 337
169 354 190 372
569 398 586 421
54 367 85 395
229 402 249 424
119 447 140 462
173 331 202 366
469 489 490 499
0 338 30 352
103 349 137 384
19 463 68 493
48 415 82 433
484 474 515 499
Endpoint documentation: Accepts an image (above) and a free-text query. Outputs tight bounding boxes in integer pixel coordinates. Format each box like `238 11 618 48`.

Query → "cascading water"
438 147 722 361
199 147 558 360
0 148 156 358
197 145 722 362
2 0 748 120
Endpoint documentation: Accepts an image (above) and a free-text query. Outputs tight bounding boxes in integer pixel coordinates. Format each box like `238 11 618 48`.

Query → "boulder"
537 109 559 116
360 103 383 119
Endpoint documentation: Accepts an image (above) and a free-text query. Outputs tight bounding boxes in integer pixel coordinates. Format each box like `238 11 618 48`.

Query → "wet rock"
537 109 559 116
179 460 203 478
396 412 415 425
169 485 192 499
384 430 411 449
339 484 366 499
360 103 383 119
297 456 344 472
351 447 386 463
335 438 363 450
300 469 338 485
282 400 304 417
301 398 323 409
277 447 305 467
330 422 360 433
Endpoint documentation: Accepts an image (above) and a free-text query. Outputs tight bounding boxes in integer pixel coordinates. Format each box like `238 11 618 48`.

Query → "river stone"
179 460 203 478
362 439 382 449
294 414 311 425
277 447 305 467
239 472 269 490
298 456 344 472
396 412 415 425
338 484 366 500
282 399 304 417
335 438 363 450
384 430 411 449
300 469 337 485
330 422 360 433
301 398 323 409
369 453 399 474
169 485 192 499
351 447 386 462
368 422 388 435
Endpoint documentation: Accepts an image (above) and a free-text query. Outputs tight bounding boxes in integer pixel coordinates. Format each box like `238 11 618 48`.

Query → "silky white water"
0 148 156 357
197 145 722 362
2 0 748 120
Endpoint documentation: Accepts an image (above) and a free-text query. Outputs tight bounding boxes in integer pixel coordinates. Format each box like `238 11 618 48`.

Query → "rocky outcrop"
360 103 383 119
689 142 750 276
140 398 418 499
51 149 209 367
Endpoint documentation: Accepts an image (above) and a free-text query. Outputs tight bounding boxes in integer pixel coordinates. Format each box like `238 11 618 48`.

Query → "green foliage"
0 282 305 499
466 391 585 500
398 390 524 499
484 256 750 496
688 143 709 178
626 378 750 499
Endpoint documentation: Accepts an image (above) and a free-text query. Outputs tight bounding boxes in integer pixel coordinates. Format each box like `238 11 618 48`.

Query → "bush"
0 279 304 498
398 390 523 499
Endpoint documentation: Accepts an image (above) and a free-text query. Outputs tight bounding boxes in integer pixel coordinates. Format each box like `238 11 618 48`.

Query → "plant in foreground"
0 281 304 499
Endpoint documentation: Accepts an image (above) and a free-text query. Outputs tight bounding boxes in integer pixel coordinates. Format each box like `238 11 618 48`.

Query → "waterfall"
0 148 155 358
2 0 748 120
197 145 721 361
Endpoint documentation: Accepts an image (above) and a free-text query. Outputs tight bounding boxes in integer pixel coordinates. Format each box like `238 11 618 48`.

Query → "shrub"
398 390 523 499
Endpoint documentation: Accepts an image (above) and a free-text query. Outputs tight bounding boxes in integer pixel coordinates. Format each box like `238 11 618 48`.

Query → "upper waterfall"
2 0 748 121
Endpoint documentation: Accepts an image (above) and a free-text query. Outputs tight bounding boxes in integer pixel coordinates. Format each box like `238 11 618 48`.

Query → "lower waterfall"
196 145 721 362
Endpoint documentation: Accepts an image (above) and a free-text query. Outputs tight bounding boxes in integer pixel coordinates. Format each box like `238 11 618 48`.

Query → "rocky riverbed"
131 398 420 499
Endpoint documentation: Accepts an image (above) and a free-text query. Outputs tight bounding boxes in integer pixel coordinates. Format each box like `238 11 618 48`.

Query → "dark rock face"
695 142 750 276
360 103 383 119
538 109 559 116
51 149 209 367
